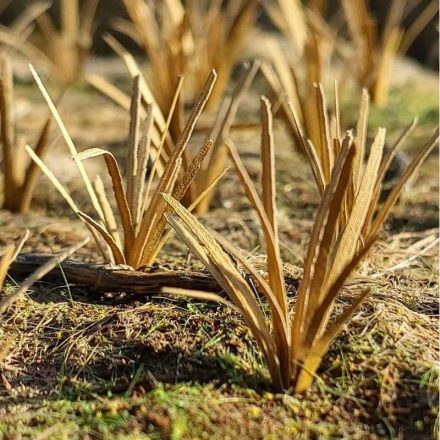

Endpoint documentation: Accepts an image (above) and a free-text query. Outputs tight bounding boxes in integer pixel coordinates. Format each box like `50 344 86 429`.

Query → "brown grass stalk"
37 0 98 83
261 3 337 154
0 53 54 213
162 93 438 392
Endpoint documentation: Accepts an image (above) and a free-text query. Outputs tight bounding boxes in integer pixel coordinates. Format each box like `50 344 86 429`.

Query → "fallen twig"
9 253 220 294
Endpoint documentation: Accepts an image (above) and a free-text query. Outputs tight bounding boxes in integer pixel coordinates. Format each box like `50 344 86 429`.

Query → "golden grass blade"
161 287 241 313
75 148 134 252
126 75 142 216
0 237 89 314
207 0 257 107
85 73 131 110
11 230 31 263
163 205 283 389
400 1 439 54
130 71 217 265
94 176 122 248
144 76 184 205
196 62 259 214
133 157 182 268
291 136 354 349
264 0 307 55
150 167 229 263
308 136 356 303
139 138 214 266
133 105 154 231
103 34 167 131
0 53 17 208
29 65 105 222
294 287 371 393
77 212 125 265
19 115 53 212
328 128 385 285
209 228 288 335
227 141 287 315
61 0 79 43
369 128 439 239
172 70 217 163
260 96 277 234
79 0 99 39
227 138 290 383
0 245 15 289
374 30 403 106
25 147 110 261
173 140 214 202
354 89 369 185
25 145 78 212
362 118 418 236
314 84 333 182
193 143 228 214
334 80 341 141
9 1 50 35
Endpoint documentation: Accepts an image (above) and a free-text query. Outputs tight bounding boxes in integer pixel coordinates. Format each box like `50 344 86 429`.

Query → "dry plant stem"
163 90 438 393
0 238 89 314
34 0 99 83
194 61 260 214
0 54 53 213
0 53 16 209
0 230 29 289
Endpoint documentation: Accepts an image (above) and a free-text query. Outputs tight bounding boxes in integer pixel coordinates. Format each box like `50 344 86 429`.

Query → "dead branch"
9 253 220 294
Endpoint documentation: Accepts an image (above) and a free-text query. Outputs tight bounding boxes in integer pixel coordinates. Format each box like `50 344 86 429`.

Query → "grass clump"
117 0 257 114
88 45 259 213
162 92 438 393
27 67 227 269
341 0 438 106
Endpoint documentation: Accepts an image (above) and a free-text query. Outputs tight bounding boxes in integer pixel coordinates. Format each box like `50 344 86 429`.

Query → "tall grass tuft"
162 93 438 392
34 0 99 83
261 0 337 155
0 0 98 84
87 42 259 213
116 0 257 114
27 66 227 269
341 0 438 106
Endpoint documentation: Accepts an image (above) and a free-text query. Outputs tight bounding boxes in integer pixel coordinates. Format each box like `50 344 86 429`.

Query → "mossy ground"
0 56 438 439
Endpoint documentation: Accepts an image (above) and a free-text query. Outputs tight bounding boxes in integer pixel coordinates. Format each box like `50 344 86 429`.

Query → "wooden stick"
9 254 221 294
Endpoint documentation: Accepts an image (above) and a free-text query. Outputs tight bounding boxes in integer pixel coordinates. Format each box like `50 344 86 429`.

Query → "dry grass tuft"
87 46 259 213
27 66 227 269
0 52 54 213
116 0 257 114
261 1 337 155
162 93 438 392
33 0 99 84
341 0 438 106
0 1 98 84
